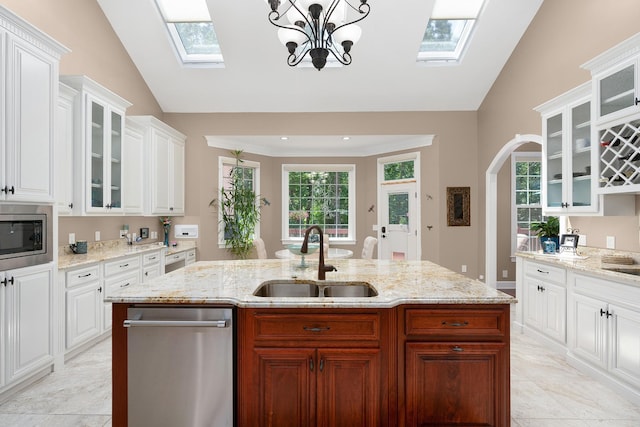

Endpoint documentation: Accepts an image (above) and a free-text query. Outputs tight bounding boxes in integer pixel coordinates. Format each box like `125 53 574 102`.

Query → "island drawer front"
404 308 507 337
252 313 380 342
104 256 140 277
524 260 566 284
66 264 100 288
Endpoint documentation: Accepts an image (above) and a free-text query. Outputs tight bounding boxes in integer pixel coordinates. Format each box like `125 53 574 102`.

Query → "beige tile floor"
1 317 639 426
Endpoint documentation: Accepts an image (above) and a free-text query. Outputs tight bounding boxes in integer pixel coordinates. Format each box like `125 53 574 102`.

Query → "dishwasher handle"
123 319 228 328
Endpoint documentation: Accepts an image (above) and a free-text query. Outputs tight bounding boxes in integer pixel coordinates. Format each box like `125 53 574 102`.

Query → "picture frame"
560 234 579 248
446 187 470 226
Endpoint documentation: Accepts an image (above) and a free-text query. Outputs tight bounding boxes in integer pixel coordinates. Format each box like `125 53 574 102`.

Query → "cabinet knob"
1 186 15 194
635 97 640 106
1 276 14 286
98 286 102 293
68 202 74 209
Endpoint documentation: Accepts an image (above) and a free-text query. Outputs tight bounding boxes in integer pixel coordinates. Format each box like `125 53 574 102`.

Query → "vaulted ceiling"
97 0 543 114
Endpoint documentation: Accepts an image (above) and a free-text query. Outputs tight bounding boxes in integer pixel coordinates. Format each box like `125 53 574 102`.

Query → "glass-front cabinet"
537 82 596 214
88 100 123 211
583 32 640 194
582 32 640 126
61 75 131 215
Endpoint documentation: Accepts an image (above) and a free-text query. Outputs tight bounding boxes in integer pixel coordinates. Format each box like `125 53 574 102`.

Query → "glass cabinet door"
599 63 635 119
545 113 563 208
90 101 105 209
570 101 592 208
110 111 122 209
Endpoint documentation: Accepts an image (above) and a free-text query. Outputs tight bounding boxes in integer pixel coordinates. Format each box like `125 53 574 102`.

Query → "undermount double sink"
254 280 378 298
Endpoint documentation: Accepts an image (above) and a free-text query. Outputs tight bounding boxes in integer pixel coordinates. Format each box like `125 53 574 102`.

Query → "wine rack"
599 118 640 190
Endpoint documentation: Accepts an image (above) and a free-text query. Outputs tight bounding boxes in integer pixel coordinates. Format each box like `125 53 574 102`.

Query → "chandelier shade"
266 0 371 70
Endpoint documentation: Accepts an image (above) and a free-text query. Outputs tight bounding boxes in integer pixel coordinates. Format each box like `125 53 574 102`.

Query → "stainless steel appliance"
125 306 234 427
0 204 53 270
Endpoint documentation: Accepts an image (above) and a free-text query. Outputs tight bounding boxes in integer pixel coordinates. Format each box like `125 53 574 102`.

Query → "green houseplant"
530 216 559 253
210 150 268 259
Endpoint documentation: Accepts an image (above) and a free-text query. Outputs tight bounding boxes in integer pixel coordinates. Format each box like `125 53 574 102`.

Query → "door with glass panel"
379 182 417 261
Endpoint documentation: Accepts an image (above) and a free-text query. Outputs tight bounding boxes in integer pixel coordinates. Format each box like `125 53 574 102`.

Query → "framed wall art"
447 187 470 226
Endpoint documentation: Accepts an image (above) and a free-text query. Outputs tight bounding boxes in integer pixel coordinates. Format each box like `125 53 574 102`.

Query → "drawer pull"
78 273 92 278
149 256 157 260
441 321 469 327
120 282 131 288
451 346 464 352
319 358 324 372
536 269 549 274
309 357 314 372
303 326 331 333
120 263 129 268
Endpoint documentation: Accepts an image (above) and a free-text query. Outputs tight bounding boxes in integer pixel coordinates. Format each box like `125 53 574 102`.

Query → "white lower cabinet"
1 264 54 390
568 272 640 391
522 260 567 344
65 264 101 350
142 250 163 282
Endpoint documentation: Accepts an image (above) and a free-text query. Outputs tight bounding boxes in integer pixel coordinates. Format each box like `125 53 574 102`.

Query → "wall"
478 0 640 282
163 112 477 274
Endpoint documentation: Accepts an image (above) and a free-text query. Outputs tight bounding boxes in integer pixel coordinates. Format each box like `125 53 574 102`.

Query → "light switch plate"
95 231 101 241
606 236 615 249
68 233 75 244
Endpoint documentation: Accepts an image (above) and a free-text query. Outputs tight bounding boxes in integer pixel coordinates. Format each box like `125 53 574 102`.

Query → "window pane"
513 158 542 252
384 160 414 181
515 162 529 175
530 191 541 205
515 176 528 190
421 19 467 53
515 191 528 205
529 176 541 191
389 193 409 225
286 168 352 240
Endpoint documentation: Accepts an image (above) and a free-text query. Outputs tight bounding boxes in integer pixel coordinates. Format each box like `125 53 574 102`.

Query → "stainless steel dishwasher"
124 306 234 427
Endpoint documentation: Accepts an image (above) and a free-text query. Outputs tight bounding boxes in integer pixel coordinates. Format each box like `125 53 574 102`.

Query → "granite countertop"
517 247 640 286
58 240 196 271
105 259 515 308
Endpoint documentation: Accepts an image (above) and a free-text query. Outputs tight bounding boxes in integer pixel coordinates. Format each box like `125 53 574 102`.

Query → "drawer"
104 256 140 277
252 313 380 342
143 251 162 266
185 249 196 265
105 271 139 296
66 264 100 288
166 251 186 265
524 260 566 284
404 308 507 337
142 264 162 281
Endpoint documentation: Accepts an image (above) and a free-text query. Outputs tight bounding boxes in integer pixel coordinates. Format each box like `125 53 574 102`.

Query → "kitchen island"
108 259 515 426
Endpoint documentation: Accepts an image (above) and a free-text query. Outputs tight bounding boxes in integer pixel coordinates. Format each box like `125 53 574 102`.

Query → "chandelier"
266 1 371 70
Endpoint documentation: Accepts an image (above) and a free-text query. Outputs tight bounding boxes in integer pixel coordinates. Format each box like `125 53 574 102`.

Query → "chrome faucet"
301 225 337 280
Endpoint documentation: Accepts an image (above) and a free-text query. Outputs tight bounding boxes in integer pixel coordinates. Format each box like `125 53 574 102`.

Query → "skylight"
417 0 484 64
155 0 223 66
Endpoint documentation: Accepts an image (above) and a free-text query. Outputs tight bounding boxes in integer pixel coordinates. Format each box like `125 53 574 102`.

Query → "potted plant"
530 216 559 253
210 150 269 259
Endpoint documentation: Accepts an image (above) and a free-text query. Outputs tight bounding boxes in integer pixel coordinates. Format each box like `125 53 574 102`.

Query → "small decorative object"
140 227 149 239
287 243 319 269
447 187 470 226
530 216 559 253
70 240 88 254
559 234 579 254
159 216 172 247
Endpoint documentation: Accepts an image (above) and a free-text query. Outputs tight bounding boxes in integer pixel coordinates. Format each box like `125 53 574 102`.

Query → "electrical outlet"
95 231 101 241
578 234 587 246
68 233 75 244
151 231 157 239
461 265 467 273
119 230 126 238
606 236 615 249
502 270 508 278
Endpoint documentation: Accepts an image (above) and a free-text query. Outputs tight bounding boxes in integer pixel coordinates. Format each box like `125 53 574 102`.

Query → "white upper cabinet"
55 82 77 215
60 75 132 215
582 32 640 194
121 118 145 215
0 6 68 203
582 33 640 126
128 116 186 216
536 83 596 214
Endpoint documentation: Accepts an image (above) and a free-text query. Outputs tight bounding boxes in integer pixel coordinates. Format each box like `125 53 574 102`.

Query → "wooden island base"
112 303 510 426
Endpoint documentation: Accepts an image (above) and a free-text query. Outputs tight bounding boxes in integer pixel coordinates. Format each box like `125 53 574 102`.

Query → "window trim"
511 152 541 256
217 156 261 247
281 164 356 245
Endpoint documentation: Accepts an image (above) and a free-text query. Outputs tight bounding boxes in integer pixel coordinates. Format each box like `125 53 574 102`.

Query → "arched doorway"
485 134 542 288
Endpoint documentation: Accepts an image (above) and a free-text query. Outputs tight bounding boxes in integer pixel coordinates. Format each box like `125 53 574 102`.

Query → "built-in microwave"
0 204 53 271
